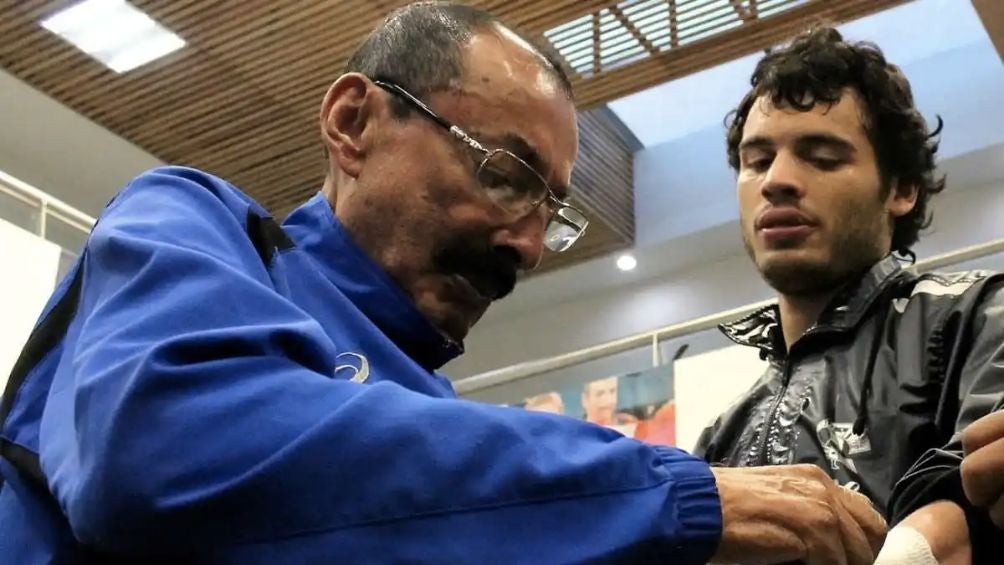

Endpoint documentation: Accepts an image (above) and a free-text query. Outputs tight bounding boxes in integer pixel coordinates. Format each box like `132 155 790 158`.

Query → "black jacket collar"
720 256 907 358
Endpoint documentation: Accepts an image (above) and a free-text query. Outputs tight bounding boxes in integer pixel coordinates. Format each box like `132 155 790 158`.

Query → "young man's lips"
756 207 817 243
760 224 815 243
755 207 814 231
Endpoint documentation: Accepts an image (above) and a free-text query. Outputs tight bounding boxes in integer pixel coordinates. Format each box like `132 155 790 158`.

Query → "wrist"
897 501 971 565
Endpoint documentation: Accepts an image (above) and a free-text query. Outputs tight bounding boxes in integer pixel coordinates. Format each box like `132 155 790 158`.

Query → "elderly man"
0 3 883 563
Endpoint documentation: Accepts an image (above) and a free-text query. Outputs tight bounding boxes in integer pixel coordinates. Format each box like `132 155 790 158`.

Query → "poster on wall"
517 365 676 447
674 344 767 451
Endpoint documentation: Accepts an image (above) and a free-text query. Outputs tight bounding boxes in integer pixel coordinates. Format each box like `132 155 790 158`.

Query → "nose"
490 206 548 270
760 151 807 204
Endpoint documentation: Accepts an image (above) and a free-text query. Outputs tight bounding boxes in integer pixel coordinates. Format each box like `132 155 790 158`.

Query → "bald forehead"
434 30 577 194
489 25 567 90
461 28 565 98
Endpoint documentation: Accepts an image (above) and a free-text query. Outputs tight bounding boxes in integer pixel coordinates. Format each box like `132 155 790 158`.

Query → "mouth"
451 273 496 305
433 242 520 310
755 208 817 243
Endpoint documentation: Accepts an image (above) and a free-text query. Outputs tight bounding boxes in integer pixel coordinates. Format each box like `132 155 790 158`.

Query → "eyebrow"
738 135 774 152
483 131 571 200
739 133 857 154
796 133 857 155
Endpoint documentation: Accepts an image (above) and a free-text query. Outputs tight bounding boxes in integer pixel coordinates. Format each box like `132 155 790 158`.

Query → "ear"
887 179 919 219
319 73 379 180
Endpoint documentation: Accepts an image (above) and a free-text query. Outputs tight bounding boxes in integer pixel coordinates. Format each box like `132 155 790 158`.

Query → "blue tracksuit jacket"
0 166 721 563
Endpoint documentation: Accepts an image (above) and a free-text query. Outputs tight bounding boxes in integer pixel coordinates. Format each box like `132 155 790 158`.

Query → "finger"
990 495 1004 531
801 501 848 565
788 466 848 565
837 487 888 556
961 436 1004 506
718 521 805 565
831 495 875 565
962 411 1004 455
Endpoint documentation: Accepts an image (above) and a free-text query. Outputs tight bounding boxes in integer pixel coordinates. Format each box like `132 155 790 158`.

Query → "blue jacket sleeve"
43 169 721 562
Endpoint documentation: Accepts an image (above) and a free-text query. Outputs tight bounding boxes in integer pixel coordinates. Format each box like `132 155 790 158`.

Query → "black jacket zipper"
756 357 794 466
753 327 830 466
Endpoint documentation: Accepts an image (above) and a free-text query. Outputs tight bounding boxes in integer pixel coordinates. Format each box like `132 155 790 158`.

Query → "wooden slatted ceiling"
972 0 1004 62
565 0 912 107
0 0 905 273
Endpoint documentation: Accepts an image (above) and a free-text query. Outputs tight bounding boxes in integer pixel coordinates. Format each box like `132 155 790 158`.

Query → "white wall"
0 218 61 390
0 69 162 217
674 345 766 451
457 250 770 379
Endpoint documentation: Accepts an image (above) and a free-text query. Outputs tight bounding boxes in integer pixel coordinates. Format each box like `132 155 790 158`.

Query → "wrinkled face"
582 376 618 425
321 28 578 342
736 91 916 296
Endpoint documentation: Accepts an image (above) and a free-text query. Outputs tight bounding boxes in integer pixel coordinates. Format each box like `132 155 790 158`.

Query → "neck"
777 290 837 349
321 175 338 206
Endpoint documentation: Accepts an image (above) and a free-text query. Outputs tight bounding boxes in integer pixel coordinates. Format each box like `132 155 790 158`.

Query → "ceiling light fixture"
616 253 637 272
41 0 185 74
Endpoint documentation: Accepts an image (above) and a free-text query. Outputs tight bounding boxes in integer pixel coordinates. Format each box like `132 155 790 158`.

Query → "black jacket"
694 256 1004 559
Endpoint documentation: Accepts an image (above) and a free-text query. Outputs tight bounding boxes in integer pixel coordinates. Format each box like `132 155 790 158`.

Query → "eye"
745 156 773 172
810 156 843 171
478 162 511 190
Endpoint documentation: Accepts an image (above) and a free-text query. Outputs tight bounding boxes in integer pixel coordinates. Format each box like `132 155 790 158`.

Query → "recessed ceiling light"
41 0 185 74
616 253 637 272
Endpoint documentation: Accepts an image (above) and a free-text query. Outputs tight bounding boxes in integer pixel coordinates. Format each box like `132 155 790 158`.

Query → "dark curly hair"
725 27 945 257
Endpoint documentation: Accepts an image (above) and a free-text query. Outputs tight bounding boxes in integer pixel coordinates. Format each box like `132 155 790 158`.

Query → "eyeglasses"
372 79 589 253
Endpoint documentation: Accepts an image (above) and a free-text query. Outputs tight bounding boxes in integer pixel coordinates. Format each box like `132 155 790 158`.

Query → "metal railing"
455 238 1004 395
0 169 95 244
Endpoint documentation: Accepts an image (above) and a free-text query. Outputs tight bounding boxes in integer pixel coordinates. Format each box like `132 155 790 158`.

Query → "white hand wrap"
873 526 939 565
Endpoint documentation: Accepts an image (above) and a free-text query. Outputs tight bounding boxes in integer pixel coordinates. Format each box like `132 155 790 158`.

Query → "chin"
755 249 840 295
429 313 470 343
428 305 485 343
757 247 826 271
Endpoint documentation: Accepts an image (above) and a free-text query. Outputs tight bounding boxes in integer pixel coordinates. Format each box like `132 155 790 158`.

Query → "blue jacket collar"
282 193 464 370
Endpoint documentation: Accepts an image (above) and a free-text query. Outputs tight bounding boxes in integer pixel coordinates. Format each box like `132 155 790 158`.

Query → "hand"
961 410 1004 529
711 464 887 565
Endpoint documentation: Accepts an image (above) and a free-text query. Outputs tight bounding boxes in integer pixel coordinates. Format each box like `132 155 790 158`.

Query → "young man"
695 27 1004 563
0 3 884 563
